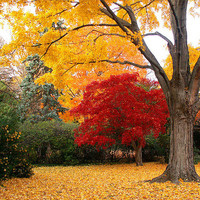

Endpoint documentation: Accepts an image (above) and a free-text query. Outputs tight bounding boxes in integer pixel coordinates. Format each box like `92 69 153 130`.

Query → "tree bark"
151 93 200 183
135 145 143 166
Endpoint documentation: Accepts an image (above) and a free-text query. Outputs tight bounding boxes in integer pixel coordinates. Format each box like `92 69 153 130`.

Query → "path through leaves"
1 163 200 199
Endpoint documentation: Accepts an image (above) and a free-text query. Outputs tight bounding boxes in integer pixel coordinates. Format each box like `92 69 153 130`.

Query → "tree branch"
100 1 170 94
100 0 129 34
134 0 156 14
62 64 77 76
84 29 126 42
94 33 126 42
189 56 200 105
66 85 76 98
0 81 19 101
114 3 138 30
143 32 173 48
143 31 175 58
168 0 183 37
0 80 16 94
40 23 118 58
47 2 79 18
62 60 152 74
99 59 153 70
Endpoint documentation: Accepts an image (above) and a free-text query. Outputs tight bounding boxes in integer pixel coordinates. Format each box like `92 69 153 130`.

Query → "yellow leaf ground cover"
1 163 200 199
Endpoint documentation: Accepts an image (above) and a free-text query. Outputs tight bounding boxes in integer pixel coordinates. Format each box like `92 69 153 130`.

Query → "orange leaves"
195 111 200 124
1 163 200 199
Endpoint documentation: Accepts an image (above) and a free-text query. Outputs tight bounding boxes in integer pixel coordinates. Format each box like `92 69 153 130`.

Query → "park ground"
1 162 200 199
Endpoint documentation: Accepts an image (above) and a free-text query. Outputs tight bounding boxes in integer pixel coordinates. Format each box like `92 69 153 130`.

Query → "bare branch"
94 33 126 42
134 0 156 14
115 51 123 59
83 29 126 42
143 31 174 56
114 3 139 32
40 0 170 95
62 64 77 76
143 32 173 46
66 85 76 98
99 59 153 70
63 60 153 73
47 2 79 18
138 44 170 92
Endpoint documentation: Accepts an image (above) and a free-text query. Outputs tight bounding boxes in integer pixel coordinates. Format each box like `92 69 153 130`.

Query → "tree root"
146 165 200 184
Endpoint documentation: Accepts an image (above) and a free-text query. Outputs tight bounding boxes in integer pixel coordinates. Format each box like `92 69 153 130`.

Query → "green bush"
18 120 80 165
0 81 20 130
18 120 110 165
143 132 170 163
144 130 200 164
0 126 33 182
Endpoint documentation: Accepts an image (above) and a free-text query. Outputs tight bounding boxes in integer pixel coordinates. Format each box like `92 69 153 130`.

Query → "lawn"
1 162 200 199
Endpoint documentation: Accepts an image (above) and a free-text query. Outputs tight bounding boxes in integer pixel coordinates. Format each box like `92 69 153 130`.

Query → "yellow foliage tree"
0 0 200 183
1 2 148 121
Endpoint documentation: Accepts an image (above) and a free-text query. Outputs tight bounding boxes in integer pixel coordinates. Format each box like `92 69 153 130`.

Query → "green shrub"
0 81 20 130
194 146 200 164
18 120 80 165
143 132 170 163
144 130 199 165
0 126 33 182
18 119 110 165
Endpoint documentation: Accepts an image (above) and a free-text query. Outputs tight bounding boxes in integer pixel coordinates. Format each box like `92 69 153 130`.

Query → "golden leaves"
164 45 200 80
1 163 200 199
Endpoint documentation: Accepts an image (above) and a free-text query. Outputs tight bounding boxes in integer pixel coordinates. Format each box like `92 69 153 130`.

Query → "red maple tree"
70 73 169 165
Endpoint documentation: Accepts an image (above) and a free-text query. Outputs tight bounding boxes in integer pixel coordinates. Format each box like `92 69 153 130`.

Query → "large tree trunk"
151 92 200 183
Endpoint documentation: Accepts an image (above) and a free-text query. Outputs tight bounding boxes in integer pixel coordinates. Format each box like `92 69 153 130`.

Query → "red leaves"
70 73 169 150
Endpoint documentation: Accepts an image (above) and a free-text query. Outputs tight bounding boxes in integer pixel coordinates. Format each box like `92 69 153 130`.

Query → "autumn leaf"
1 163 200 199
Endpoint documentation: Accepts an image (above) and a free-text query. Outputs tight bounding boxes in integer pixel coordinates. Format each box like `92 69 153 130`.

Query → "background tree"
0 36 26 97
19 54 67 123
0 0 199 183
71 73 169 166
0 81 19 130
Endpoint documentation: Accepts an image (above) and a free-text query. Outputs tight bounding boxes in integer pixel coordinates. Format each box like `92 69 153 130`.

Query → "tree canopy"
19 54 67 123
71 73 169 165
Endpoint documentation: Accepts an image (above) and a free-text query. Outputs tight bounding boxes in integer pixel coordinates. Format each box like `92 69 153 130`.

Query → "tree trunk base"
149 165 200 184
136 162 143 166
134 145 143 166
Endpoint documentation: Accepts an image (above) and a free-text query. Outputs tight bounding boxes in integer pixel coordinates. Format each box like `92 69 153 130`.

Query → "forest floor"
1 162 200 199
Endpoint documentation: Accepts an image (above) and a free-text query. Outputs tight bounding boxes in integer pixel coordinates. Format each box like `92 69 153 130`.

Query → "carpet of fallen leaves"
1 162 200 199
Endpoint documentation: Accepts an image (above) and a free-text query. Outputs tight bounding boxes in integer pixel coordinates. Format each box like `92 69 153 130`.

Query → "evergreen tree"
19 54 67 123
